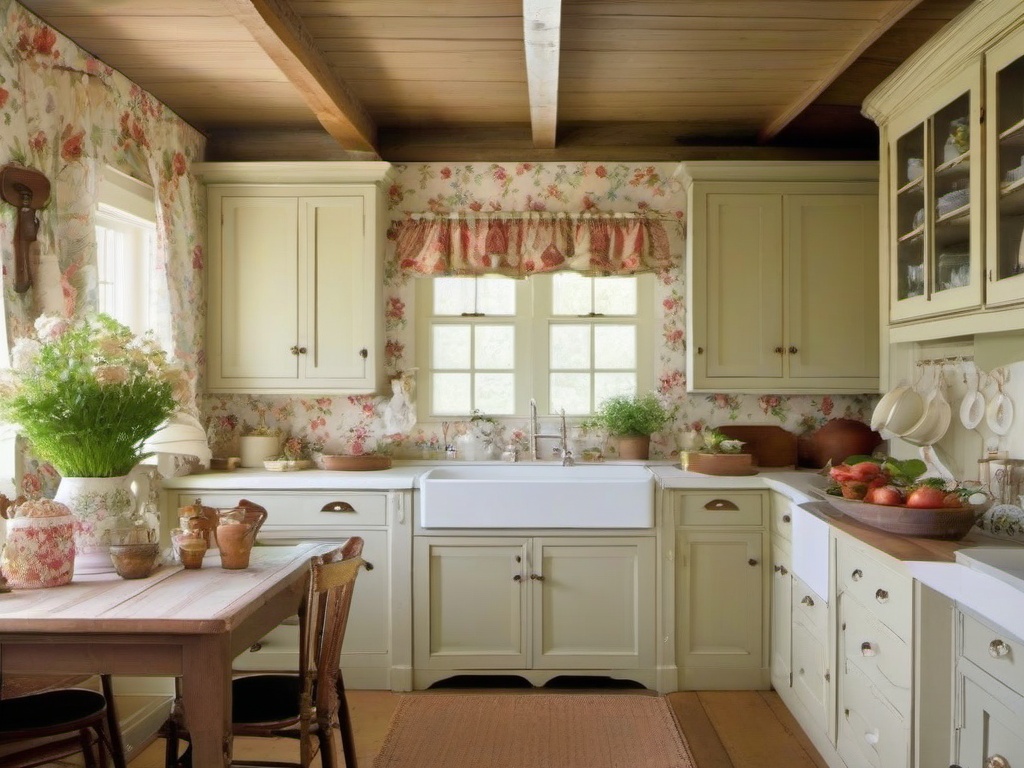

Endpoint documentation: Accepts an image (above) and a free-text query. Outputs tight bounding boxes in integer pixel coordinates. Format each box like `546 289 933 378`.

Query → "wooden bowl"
811 488 988 540
321 454 392 471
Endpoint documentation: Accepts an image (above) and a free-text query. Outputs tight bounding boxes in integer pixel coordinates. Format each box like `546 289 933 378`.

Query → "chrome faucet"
529 399 574 465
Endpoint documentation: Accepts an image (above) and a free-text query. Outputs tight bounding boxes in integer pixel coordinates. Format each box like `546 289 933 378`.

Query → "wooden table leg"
181 634 232 768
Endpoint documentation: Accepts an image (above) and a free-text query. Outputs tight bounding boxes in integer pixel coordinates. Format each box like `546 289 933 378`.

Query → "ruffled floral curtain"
395 212 672 277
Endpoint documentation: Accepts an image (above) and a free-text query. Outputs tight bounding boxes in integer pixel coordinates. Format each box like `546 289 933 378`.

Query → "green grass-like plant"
0 314 185 477
595 392 671 437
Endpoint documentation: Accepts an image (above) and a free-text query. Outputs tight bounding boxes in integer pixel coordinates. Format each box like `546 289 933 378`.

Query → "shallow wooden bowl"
321 454 392 471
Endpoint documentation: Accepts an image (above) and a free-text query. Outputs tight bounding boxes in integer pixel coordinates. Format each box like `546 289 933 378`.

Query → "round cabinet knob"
530 574 545 581
298 346 307 354
861 642 876 657
248 642 263 653
780 565 788 576
360 348 369 359
801 595 815 607
774 346 784 354
774 565 782 573
851 569 863 581
290 345 300 355
697 346 704 355
985 756 1010 768
788 346 799 354
875 588 889 603
512 574 522 582
989 639 1011 658
782 514 791 523
748 558 759 567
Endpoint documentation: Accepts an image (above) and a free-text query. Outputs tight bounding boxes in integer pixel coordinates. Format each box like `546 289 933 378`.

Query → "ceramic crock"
53 475 136 575
1 513 75 588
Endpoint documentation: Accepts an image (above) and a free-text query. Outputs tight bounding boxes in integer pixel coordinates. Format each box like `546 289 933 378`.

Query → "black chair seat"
0 689 107 734
232 675 303 724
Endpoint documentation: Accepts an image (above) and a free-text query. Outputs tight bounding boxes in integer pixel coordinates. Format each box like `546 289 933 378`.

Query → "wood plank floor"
127 689 827 767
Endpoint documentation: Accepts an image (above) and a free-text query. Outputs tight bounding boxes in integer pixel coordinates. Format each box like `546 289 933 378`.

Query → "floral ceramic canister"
0 499 75 588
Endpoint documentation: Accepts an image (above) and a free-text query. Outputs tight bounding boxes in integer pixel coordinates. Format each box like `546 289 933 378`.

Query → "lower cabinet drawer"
792 576 827 638
841 593 911 717
838 660 909 768
792 619 828 730
961 610 1024 698
173 491 388 528
233 621 300 672
837 537 911 639
674 491 765 527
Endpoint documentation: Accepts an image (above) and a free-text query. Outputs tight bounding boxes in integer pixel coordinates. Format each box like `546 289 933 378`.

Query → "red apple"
905 486 949 509
866 486 904 506
847 461 885 483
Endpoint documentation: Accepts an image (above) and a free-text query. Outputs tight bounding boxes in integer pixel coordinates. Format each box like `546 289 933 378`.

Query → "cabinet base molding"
389 665 414 693
678 666 771 691
656 664 680 694
412 667 659 691
774 684 846 768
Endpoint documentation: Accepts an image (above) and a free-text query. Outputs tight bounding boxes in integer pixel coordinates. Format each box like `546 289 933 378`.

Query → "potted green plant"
594 392 671 460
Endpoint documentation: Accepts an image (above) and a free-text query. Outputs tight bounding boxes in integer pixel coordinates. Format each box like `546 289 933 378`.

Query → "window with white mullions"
417 272 652 418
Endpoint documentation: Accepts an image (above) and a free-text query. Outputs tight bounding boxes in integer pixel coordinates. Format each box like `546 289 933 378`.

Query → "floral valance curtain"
395 212 672 277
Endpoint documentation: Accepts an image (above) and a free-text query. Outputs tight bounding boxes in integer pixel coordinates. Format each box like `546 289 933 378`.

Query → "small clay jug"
216 506 266 570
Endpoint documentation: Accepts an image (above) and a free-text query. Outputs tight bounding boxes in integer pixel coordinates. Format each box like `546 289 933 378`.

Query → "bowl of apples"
814 456 990 540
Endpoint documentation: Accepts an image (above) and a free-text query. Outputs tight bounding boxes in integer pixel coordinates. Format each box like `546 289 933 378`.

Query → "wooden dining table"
0 542 330 767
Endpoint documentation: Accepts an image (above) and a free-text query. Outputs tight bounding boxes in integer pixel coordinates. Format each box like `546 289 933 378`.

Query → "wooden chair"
0 674 127 768
164 537 369 768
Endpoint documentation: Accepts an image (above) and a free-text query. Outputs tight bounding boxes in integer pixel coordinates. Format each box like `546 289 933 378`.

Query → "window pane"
594 277 637 315
551 272 591 315
475 325 515 369
551 373 591 415
433 277 477 315
475 373 515 414
476 278 516 315
433 373 472 414
594 325 636 368
550 325 591 370
432 325 471 369
595 373 636 406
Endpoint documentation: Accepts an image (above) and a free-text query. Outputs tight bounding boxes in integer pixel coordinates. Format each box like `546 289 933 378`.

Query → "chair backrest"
298 538 367 722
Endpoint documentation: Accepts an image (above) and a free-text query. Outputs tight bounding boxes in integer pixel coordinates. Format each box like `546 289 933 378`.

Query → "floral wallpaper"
0 0 205 496
204 162 876 461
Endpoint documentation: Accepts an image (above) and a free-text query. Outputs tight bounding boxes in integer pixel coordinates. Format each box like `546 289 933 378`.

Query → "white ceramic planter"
239 435 281 467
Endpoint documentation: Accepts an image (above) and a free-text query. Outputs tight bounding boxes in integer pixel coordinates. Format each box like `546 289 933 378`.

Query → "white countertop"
162 466 426 490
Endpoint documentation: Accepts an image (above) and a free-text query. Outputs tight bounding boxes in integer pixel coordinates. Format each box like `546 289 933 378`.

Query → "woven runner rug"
372 692 697 767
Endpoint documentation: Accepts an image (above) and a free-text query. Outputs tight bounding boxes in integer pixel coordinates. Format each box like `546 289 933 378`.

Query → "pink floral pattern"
1 514 75 588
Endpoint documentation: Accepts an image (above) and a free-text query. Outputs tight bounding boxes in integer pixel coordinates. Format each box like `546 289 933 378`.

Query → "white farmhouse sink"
955 547 1024 592
419 464 655 528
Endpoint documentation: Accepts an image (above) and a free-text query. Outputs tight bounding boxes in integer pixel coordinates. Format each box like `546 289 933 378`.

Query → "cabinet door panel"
532 538 655 670
301 196 372 382
785 195 878 380
676 529 764 672
414 538 528 669
217 195 299 381
958 672 1024 768
770 542 792 690
705 194 784 378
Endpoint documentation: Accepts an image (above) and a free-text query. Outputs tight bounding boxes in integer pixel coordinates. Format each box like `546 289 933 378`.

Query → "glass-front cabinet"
985 25 1024 307
888 65 983 323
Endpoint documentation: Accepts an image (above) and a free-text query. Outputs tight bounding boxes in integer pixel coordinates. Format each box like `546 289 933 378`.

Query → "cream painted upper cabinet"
864 0 1024 340
683 163 879 394
197 162 391 394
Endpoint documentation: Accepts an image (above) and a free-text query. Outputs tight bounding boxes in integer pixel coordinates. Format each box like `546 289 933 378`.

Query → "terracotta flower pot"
616 435 651 460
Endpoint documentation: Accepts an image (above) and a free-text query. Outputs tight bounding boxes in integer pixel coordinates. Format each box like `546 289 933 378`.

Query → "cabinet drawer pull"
801 595 814 607
851 569 863 581
989 639 1011 658
513 574 522 582
248 642 263 653
863 730 879 746
530 574 545 581
748 558 758 567
788 346 799 355
985 757 1010 768
875 588 889 603
861 641 875 657
782 514 791 523
321 501 356 513
360 348 369 359
774 346 784 354
704 499 739 511
824 671 830 682
779 565 788 576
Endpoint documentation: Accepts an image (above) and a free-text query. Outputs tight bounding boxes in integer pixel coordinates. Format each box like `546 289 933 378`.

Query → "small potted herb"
594 393 671 460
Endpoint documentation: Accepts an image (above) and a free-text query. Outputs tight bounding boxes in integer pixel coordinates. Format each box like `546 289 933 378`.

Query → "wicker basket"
811 488 987 540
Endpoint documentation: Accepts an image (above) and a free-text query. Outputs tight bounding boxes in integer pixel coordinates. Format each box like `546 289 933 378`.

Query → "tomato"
905 486 949 509
865 486 904 506
848 461 886 483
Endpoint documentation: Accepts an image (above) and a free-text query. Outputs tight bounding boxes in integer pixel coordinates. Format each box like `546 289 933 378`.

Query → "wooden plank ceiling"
18 0 974 161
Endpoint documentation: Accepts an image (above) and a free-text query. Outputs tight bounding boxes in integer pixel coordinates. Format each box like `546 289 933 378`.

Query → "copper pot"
797 418 883 468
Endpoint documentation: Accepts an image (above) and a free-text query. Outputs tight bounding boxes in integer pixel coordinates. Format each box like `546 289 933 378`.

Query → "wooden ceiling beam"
758 0 924 143
220 0 377 153
523 0 562 148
